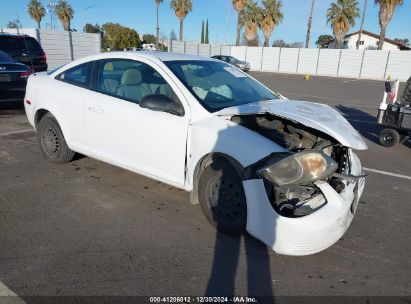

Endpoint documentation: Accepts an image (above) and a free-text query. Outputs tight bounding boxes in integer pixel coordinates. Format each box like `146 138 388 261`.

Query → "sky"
0 0 410 48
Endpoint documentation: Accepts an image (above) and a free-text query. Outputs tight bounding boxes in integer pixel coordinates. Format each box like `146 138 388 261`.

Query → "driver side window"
96 59 174 104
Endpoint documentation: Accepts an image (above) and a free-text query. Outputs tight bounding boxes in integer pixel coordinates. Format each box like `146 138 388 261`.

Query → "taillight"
20 69 34 79
42 50 47 64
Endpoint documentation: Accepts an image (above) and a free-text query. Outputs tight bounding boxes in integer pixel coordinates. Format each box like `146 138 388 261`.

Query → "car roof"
0 33 31 38
94 51 217 62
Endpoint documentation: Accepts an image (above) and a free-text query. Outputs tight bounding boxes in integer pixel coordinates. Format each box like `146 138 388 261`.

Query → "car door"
83 58 190 187
51 61 94 150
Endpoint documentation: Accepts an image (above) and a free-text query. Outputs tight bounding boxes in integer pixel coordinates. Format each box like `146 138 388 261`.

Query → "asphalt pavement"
0 73 410 303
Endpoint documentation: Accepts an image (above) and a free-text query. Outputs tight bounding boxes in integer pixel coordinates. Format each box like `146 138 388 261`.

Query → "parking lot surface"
0 73 410 301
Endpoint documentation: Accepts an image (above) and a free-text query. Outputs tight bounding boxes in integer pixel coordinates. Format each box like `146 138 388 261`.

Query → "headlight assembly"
257 151 338 186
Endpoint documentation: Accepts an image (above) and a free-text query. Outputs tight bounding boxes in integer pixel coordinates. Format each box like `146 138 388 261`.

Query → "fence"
1 28 101 70
169 40 411 81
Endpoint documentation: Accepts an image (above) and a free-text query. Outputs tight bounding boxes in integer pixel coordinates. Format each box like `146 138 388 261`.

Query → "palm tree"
244 1 260 43
27 0 46 29
356 0 368 49
305 0 316 48
374 0 403 50
232 0 247 46
170 0 192 41
155 0 163 49
327 0 360 49
55 0 74 31
259 0 283 47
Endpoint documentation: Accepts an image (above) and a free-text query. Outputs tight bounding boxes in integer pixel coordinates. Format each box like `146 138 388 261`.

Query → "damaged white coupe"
24 52 367 256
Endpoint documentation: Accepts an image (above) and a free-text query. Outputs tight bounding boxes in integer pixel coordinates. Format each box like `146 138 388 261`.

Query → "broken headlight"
257 151 338 186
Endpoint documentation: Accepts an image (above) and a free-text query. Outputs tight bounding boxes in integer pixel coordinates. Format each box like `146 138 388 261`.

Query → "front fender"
186 116 286 190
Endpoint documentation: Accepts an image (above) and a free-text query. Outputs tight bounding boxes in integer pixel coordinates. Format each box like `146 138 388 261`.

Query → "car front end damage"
216 101 367 255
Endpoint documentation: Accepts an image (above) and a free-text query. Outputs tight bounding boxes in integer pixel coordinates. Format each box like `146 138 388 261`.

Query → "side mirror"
140 94 185 116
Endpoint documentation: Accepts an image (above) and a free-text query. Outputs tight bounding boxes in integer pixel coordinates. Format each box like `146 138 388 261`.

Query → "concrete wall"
0 28 101 69
169 40 411 81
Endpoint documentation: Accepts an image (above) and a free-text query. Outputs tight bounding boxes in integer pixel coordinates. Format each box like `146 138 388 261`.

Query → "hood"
214 99 368 150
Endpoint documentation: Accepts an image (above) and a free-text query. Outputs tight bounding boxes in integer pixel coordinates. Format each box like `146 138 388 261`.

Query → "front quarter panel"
186 116 286 190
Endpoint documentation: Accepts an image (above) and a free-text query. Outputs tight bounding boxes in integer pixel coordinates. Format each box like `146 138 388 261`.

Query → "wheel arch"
34 108 72 145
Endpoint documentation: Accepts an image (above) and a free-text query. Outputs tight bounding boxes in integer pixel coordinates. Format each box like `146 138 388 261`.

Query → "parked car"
0 50 33 105
24 52 367 256
212 55 250 72
0 33 47 72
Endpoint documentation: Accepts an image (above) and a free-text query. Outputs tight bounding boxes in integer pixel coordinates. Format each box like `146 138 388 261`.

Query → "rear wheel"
37 114 75 163
198 157 247 236
379 128 400 147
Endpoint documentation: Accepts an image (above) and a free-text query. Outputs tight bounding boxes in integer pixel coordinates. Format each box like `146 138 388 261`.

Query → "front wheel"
37 114 75 163
198 158 247 236
379 128 400 147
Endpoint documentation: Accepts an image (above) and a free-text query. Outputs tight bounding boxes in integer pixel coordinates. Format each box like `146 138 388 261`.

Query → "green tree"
170 29 177 41
201 20 204 43
142 34 157 44
170 0 192 41
327 0 360 49
155 0 163 49
374 0 403 50
102 23 141 50
27 0 46 29
305 0 316 48
315 34 334 48
244 0 260 43
205 19 209 44
55 0 74 31
259 0 283 47
83 23 101 33
232 0 247 46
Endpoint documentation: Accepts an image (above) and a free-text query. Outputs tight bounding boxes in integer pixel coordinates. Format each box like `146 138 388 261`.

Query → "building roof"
345 30 408 48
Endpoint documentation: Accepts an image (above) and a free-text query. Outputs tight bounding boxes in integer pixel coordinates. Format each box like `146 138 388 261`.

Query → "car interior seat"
116 68 145 102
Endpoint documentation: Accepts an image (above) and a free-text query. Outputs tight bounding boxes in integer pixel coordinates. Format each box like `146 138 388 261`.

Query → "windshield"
164 60 279 112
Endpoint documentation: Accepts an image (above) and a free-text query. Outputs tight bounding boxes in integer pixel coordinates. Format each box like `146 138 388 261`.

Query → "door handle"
88 106 104 114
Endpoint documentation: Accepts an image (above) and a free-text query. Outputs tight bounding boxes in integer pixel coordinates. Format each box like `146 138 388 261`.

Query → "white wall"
169 40 411 81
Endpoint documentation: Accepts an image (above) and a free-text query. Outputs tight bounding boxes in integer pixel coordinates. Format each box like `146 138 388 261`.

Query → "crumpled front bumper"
243 150 365 256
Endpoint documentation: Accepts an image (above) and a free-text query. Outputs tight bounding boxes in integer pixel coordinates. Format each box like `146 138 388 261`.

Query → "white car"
24 52 367 256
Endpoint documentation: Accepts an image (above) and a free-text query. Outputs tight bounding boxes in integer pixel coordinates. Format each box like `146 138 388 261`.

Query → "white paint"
25 52 367 256
364 167 411 181
0 281 26 304
215 99 368 150
244 151 365 256
328 32 400 51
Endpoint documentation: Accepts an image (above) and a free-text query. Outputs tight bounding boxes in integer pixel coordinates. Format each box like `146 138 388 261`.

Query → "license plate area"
0 74 11 82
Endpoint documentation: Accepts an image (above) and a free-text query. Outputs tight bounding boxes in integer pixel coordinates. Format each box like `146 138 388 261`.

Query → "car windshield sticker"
223 66 247 78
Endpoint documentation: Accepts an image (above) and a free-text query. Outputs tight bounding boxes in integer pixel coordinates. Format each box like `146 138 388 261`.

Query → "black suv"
0 33 47 72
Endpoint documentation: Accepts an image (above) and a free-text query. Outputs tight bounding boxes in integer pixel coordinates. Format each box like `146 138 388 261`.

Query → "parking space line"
364 167 411 181
0 129 34 137
0 281 26 303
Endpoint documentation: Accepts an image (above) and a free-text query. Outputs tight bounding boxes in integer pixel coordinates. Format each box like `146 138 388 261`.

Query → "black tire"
37 113 75 163
198 157 247 236
379 128 400 147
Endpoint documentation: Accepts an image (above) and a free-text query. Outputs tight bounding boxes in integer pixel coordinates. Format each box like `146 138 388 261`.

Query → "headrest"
121 68 142 85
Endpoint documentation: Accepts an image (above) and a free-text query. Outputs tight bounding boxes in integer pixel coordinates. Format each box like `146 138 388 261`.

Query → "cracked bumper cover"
243 151 365 256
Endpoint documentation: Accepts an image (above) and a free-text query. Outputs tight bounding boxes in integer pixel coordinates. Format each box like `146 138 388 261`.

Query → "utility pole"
156 1 160 50
305 0 316 48
47 1 57 30
356 0 368 50
225 0 229 45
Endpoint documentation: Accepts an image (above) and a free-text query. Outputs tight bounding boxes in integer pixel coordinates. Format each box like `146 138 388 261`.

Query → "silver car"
212 55 250 72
